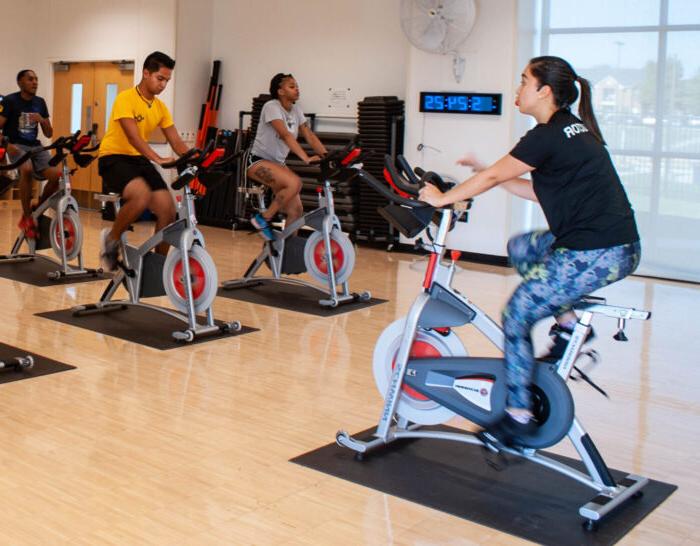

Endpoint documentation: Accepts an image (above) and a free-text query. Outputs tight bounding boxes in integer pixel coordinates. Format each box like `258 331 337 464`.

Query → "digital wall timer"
420 92 502 115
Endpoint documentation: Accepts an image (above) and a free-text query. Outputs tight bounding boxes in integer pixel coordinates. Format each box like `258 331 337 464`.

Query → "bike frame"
337 204 651 523
76 177 227 341
1 152 98 279
223 171 369 307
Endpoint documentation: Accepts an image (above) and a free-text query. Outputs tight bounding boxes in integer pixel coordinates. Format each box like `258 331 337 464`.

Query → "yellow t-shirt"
98 87 174 157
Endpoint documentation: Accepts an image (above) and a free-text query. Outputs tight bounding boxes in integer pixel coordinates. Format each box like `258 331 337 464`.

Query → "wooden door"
52 61 134 203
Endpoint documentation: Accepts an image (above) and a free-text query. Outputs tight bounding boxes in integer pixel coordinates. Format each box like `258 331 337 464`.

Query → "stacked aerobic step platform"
356 96 405 243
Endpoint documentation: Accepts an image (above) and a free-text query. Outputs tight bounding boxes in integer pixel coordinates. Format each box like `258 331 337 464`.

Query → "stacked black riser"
356 96 405 243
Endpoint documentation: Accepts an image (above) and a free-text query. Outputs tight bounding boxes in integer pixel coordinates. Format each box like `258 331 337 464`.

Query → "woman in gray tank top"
247 73 328 240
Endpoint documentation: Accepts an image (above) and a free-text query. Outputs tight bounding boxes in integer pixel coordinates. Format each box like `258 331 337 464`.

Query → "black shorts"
247 153 268 169
98 154 168 195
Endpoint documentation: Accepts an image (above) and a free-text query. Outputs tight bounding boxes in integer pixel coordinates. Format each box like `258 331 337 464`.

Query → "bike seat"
237 182 266 196
94 193 120 204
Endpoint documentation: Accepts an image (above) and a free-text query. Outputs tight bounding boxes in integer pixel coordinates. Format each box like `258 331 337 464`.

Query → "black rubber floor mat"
218 280 386 316
0 256 108 287
291 426 677 545
0 342 76 384
36 305 258 350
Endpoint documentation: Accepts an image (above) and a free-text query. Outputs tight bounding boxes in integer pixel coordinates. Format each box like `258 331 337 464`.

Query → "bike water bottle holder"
35 215 53 251
304 208 326 232
139 252 167 298
418 283 477 328
280 236 307 275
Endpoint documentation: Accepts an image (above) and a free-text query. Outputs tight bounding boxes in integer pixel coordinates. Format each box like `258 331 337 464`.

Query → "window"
539 0 700 282
70 83 83 134
105 83 118 130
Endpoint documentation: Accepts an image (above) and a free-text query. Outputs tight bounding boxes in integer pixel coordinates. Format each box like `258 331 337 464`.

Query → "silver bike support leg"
376 292 431 439
57 200 69 275
179 231 198 331
101 275 122 301
11 232 25 255
568 418 616 488
205 306 215 328
270 241 282 278
321 213 339 303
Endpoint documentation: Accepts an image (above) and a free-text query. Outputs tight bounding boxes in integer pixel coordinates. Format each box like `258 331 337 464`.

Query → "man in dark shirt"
0 69 62 238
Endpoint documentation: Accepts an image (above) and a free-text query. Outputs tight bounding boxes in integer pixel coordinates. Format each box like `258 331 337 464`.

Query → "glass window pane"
105 83 118 132
611 154 653 214
548 32 659 151
668 0 700 25
662 31 700 153
549 0 660 28
660 158 700 219
70 83 82 133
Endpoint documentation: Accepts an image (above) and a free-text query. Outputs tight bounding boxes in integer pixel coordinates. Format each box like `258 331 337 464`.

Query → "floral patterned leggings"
502 230 641 409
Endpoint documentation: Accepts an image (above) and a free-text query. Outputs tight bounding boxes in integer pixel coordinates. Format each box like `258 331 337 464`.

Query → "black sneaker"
477 413 538 451
99 228 119 272
539 323 595 362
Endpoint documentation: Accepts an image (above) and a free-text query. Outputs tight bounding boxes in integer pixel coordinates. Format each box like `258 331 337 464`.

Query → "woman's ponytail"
576 76 605 145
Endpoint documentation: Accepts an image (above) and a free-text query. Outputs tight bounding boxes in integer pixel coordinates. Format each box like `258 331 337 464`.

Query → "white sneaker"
99 228 119 271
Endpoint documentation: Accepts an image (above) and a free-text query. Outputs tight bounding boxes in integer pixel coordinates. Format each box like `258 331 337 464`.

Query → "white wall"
0 0 177 124
403 0 521 257
0 1 39 97
0 0 526 259
210 0 409 132
174 0 214 137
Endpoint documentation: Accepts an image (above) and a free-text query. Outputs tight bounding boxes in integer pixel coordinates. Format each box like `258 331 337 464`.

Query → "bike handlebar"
368 155 473 212
0 130 101 172
354 169 430 210
384 155 420 197
396 155 421 185
162 141 235 192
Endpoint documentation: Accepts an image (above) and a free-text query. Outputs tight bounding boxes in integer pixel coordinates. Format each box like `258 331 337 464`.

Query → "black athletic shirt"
0 92 50 146
509 109 639 250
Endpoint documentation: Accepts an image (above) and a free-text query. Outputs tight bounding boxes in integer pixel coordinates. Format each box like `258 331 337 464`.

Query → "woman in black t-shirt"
419 56 640 446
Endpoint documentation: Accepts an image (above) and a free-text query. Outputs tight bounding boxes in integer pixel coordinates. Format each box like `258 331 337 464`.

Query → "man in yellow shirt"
98 51 188 271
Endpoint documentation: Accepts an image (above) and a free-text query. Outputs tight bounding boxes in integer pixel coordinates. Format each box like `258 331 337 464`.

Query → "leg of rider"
108 177 151 243
502 241 642 422
508 230 577 331
36 166 61 206
148 188 176 255
281 182 304 225
17 162 34 217
248 162 303 224
277 170 303 225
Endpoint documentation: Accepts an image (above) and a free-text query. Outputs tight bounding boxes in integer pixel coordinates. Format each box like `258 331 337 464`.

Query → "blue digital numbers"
420 92 501 115
424 94 445 111
446 95 468 111
470 96 493 112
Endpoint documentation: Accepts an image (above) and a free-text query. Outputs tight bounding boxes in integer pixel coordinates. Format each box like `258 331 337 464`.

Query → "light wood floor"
0 200 697 545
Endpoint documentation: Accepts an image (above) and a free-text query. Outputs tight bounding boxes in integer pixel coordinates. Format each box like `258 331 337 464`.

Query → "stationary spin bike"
73 144 241 342
222 142 371 307
0 131 101 280
336 158 652 530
